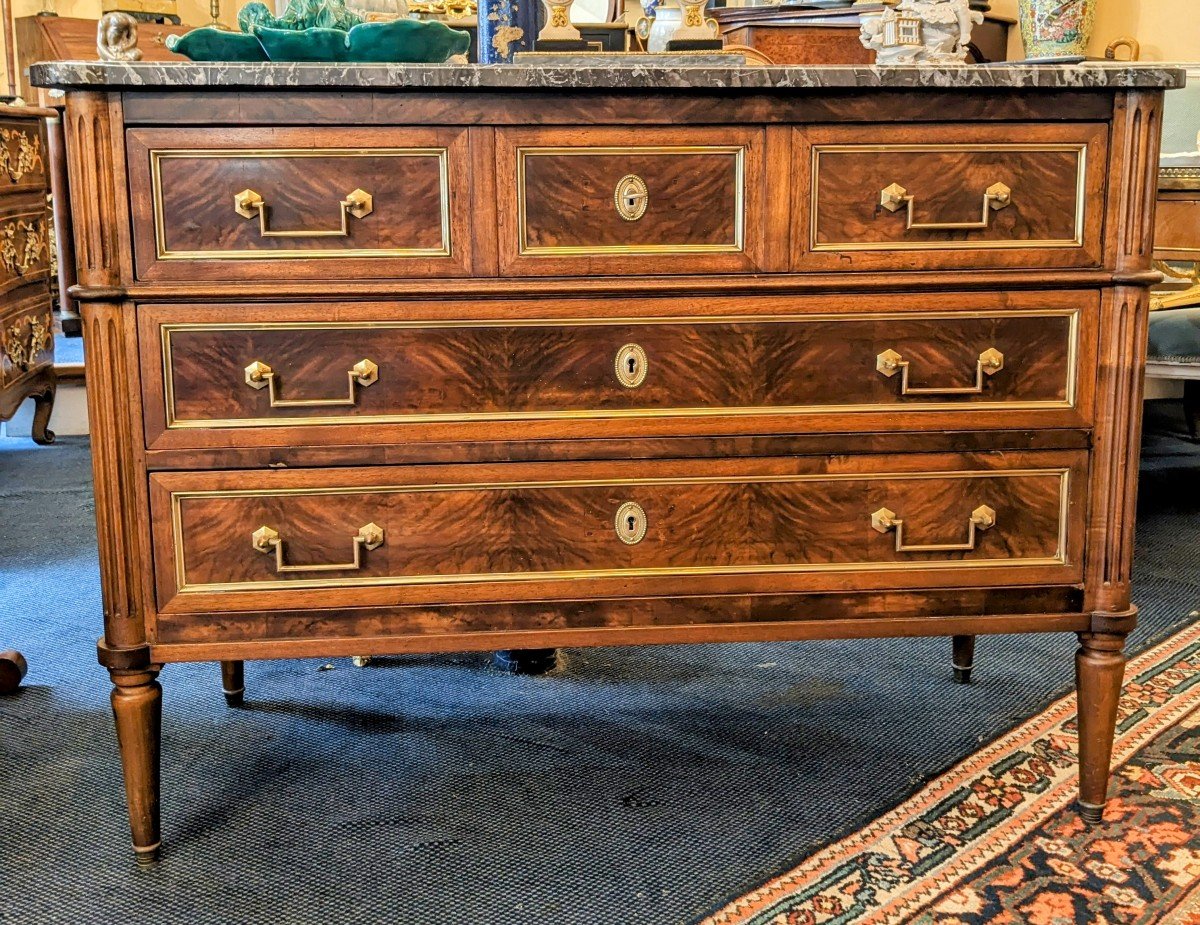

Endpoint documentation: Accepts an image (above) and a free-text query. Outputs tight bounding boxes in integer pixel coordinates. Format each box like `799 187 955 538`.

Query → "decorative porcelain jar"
1018 0 1095 60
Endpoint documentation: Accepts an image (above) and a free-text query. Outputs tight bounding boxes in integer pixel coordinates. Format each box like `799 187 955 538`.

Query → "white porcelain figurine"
859 0 983 65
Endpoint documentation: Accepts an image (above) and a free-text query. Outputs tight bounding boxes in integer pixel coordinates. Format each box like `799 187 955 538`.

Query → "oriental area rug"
705 620 1200 925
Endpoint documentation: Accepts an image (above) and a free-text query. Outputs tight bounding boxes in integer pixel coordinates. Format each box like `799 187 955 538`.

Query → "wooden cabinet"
37 64 1177 864
0 104 55 444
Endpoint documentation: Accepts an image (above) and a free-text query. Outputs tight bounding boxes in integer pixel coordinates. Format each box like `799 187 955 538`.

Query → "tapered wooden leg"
110 667 162 865
492 649 558 675
1075 632 1127 824
220 660 244 707
30 383 56 446
951 635 976 684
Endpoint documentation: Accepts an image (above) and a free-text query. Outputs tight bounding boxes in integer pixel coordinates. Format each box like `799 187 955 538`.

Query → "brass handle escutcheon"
880 182 1011 232
252 522 385 573
614 343 648 388
615 501 648 545
244 358 379 408
233 187 373 237
871 505 996 554
614 174 649 222
876 348 1004 397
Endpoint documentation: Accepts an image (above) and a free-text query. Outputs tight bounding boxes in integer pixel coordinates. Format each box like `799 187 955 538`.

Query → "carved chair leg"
492 649 558 675
951 634 976 684
220 660 244 707
0 649 28 694
110 666 162 865
30 383 56 446
1075 632 1127 824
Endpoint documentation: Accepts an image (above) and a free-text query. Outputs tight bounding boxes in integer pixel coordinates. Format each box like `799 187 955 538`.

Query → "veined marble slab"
30 60 1186 92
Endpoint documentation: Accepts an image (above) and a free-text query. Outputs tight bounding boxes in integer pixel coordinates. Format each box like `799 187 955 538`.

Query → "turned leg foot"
0 649 28 694
492 648 558 675
31 384 56 446
1075 631 1127 825
952 635 976 684
110 666 162 864
220 661 244 707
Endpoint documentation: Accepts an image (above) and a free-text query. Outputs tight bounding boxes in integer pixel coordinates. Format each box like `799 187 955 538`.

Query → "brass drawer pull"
244 358 379 408
233 187 373 238
880 182 1011 232
615 501 648 545
614 174 649 222
876 348 1004 397
252 522 384 573
871 505 996 553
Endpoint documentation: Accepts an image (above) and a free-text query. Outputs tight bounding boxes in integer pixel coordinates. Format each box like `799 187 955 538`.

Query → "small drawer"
794 123 1108 272
139 291 1097 450
2 295 53 386
150 451 1086 614
496 126 779 276
0 119 48 192
126 126 475 281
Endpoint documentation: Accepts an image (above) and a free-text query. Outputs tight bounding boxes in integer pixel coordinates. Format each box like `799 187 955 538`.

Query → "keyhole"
626 514 637 533
627 355 638 375
624 194 638 210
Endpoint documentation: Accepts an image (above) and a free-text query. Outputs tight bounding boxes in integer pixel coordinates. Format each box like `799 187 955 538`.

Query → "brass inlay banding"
168 468 1072 594
148 147 452 261
810 142 1089 253
159 309 1081 430
515 145 746 256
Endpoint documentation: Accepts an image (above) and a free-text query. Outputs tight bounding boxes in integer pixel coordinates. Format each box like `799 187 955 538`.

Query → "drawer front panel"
0 118 47 193
126 127 474 280
0 198 50 292
497 127 777 275
150 452 1086 614
794 123 1108 271
140 292 1096 449
1 293 53 386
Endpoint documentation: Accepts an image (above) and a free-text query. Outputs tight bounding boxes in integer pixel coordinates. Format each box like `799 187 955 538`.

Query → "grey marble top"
30 60 1187 92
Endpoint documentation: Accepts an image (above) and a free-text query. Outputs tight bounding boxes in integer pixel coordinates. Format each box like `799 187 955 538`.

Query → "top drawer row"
125 123 1109 283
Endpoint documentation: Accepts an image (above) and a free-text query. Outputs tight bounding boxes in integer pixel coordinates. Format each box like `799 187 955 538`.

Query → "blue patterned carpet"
0 406 1198 925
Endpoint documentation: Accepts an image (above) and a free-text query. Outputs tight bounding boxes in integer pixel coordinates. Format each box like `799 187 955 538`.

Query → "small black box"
665 39 724 51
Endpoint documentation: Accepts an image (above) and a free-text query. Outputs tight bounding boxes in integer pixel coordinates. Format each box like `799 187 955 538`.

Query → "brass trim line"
159 309 1081 430
148 148 452 261
515 145 746 257
168 468 1072 594
810 143 1089 253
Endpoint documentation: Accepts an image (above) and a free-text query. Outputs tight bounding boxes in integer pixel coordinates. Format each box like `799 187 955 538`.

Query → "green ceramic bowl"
166 17 470 63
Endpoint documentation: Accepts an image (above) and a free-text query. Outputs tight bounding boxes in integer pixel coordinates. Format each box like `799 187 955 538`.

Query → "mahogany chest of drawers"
32 61 1183 864
0 103 55 445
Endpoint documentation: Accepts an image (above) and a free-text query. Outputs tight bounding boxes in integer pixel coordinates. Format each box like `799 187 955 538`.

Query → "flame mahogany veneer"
46 77 1172 862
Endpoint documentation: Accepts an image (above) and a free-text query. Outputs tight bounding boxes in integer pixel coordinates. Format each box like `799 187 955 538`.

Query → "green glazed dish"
165 0 470 63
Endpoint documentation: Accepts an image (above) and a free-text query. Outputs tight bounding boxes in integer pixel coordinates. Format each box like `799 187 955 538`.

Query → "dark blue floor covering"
1 405 1197 925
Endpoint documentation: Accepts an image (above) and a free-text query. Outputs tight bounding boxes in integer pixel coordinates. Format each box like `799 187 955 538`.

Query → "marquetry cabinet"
32 62 1181 864
0 103 55 445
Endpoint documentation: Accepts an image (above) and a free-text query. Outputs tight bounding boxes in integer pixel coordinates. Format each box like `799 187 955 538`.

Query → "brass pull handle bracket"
252 523 385 573
233 187 373 237
871 505 996 553
877 348 1004 397
880 182 1011 232
245 358 378 408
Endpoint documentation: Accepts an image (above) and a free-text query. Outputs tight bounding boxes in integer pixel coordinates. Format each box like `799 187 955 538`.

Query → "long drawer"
125 126 474 281
149 451 1087 615
139 291 1098 450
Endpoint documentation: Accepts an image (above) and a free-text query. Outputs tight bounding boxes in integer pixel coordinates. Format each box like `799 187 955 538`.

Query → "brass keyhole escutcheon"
615 501 648 545
614 174 649 222
615 343 648 389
